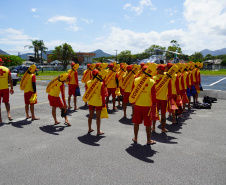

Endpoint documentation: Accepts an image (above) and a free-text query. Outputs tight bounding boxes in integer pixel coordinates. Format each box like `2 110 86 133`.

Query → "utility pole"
115 50 117 63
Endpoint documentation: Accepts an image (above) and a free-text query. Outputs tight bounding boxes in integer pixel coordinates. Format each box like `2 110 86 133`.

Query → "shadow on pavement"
86 114 96 119
79 105 89 110
39 124 68 135
151 132 178 144
119 117 133 125
11 119 32 128
126 143 157 163
78 133 105 146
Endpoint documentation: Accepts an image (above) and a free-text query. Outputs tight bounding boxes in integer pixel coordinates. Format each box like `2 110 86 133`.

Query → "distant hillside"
0 49 9 55
201 48 226 57
91 49 113 58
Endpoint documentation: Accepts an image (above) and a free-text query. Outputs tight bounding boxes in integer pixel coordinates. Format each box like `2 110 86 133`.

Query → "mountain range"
1 48 226 58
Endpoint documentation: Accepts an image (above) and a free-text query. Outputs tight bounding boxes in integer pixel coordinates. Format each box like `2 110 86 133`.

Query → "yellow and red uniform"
122 73 135 104
48 82 66 107
0 66 11 103
106 70 118 98
132 77 156 126
24 74 37 104
87 79 106 111
83 69 92 91
171 73 180 101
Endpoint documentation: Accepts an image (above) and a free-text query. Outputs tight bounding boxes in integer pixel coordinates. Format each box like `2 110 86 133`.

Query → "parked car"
11 72 19 86
12 65 29 74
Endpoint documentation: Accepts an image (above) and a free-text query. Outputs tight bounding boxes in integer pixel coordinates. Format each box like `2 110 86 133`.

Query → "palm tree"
24 40 39 63
38 40 48 65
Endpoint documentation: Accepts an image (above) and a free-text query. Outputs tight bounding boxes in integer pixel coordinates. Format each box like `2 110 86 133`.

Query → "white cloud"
165 8 177 16
31 8 37 12
123 0 155 15
47 16 79 32
81 19 93 24
170 20 175 24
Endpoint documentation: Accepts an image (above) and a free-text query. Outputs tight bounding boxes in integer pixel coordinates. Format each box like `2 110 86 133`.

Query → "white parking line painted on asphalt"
209 77 226 86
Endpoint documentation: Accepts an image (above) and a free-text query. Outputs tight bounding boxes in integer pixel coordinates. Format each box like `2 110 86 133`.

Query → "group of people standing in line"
0 57 202 145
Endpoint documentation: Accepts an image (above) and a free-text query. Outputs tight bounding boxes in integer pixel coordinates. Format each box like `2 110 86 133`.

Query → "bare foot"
74 107 80 110
88 129 94 133
132 138 137 143
147 140 156 145
123 114 126 118
68 106 72 109
162 129 169 133
152 128 155 132
113 107 117 110
64 120 71 126
54 121 61 125
97 131 104 136
26 116 31 119
32 117 40 121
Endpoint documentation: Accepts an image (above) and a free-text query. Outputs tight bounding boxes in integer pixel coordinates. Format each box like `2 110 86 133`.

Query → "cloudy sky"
0 0 226 56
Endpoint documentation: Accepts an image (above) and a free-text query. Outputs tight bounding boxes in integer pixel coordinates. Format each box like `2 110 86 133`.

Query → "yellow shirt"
88 80 103 106
153 74 169 100
49 82 63 97
24 74 35 93
171 74 177 95
106 71 117 88
123 74 134 93
134 77 155 107
0 66 9 90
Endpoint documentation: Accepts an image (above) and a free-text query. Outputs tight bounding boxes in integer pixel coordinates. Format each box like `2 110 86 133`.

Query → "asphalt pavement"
0 81 226 185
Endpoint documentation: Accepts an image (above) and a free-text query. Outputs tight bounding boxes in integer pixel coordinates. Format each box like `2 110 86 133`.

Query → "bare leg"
152 120 156 132
25 104 30 118
172 110 176 124
117 96 121 106
146 126 155 145
188 97 191 109
183 103 186 113
30 104 40 120
193 95 196 106
52 106 60 124
0 107 2 124
161 114 168 132
123 102 126 117
74 96 79 109
88 109 94 132
112 97 116 109
96 110 103 135
106 96 109 108
133 124 139 142
68 95 72 108
5 103 12 120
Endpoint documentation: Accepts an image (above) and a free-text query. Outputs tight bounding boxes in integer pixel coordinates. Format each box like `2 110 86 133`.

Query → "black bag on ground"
199 84 203 91
195 102 211 109
203 96 217 104
75 87 81 96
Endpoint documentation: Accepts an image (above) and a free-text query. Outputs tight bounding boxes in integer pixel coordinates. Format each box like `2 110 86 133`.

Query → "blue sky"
0 0 226 56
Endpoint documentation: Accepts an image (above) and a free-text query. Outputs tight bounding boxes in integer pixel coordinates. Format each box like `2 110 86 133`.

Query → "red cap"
71 62 75 67
109 63 114 68
96 63 101 68
126 65 132 71
0 58 3 62
157 64 165 71
142 65 148 72
87 64 91 68
166 63 173 69
140 63 145 68
92 69 99 76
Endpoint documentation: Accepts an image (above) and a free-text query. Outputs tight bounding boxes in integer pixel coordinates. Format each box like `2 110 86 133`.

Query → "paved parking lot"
0 81 226 185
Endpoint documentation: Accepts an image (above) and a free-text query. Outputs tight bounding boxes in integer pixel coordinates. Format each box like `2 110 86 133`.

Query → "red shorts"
156 99 167 114
48 95 63 107
89 105 102 111
85 85 88 91
0 89 9 104
123 92 130 104
24 92 37 105
107 88 116 98
132 105 152 126
68 84 76 96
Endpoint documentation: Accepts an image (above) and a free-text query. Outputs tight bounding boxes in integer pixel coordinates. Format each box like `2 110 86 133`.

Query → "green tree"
24 40 40 63
0 55 23 67
51 43 75 70
118 50 132 64
221 59 226 65
190 52 204 61
166 40 182 60
38 40 48 64
144 45 166 57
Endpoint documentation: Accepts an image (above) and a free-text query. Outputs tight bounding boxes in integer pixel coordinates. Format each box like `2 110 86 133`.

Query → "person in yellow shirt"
132 65 157 145
48 74 71 126
23 67 40 120
152 64 172 133
68 62 79 110
0 58 14 124
106 63 119 110
87 69 106 135
122 65 135 117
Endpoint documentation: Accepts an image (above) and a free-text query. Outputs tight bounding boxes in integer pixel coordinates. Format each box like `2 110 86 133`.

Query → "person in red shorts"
87 69 106 135
122 65 135 117
68 62 79 110
48 74 71 126
0 58 14 124
82 64 92 106
106 63 119 110
132 65 157 145
152 64 172 133
23 66 40 120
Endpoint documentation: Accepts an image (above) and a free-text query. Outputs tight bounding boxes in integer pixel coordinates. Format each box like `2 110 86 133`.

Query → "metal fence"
201 64 226 70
